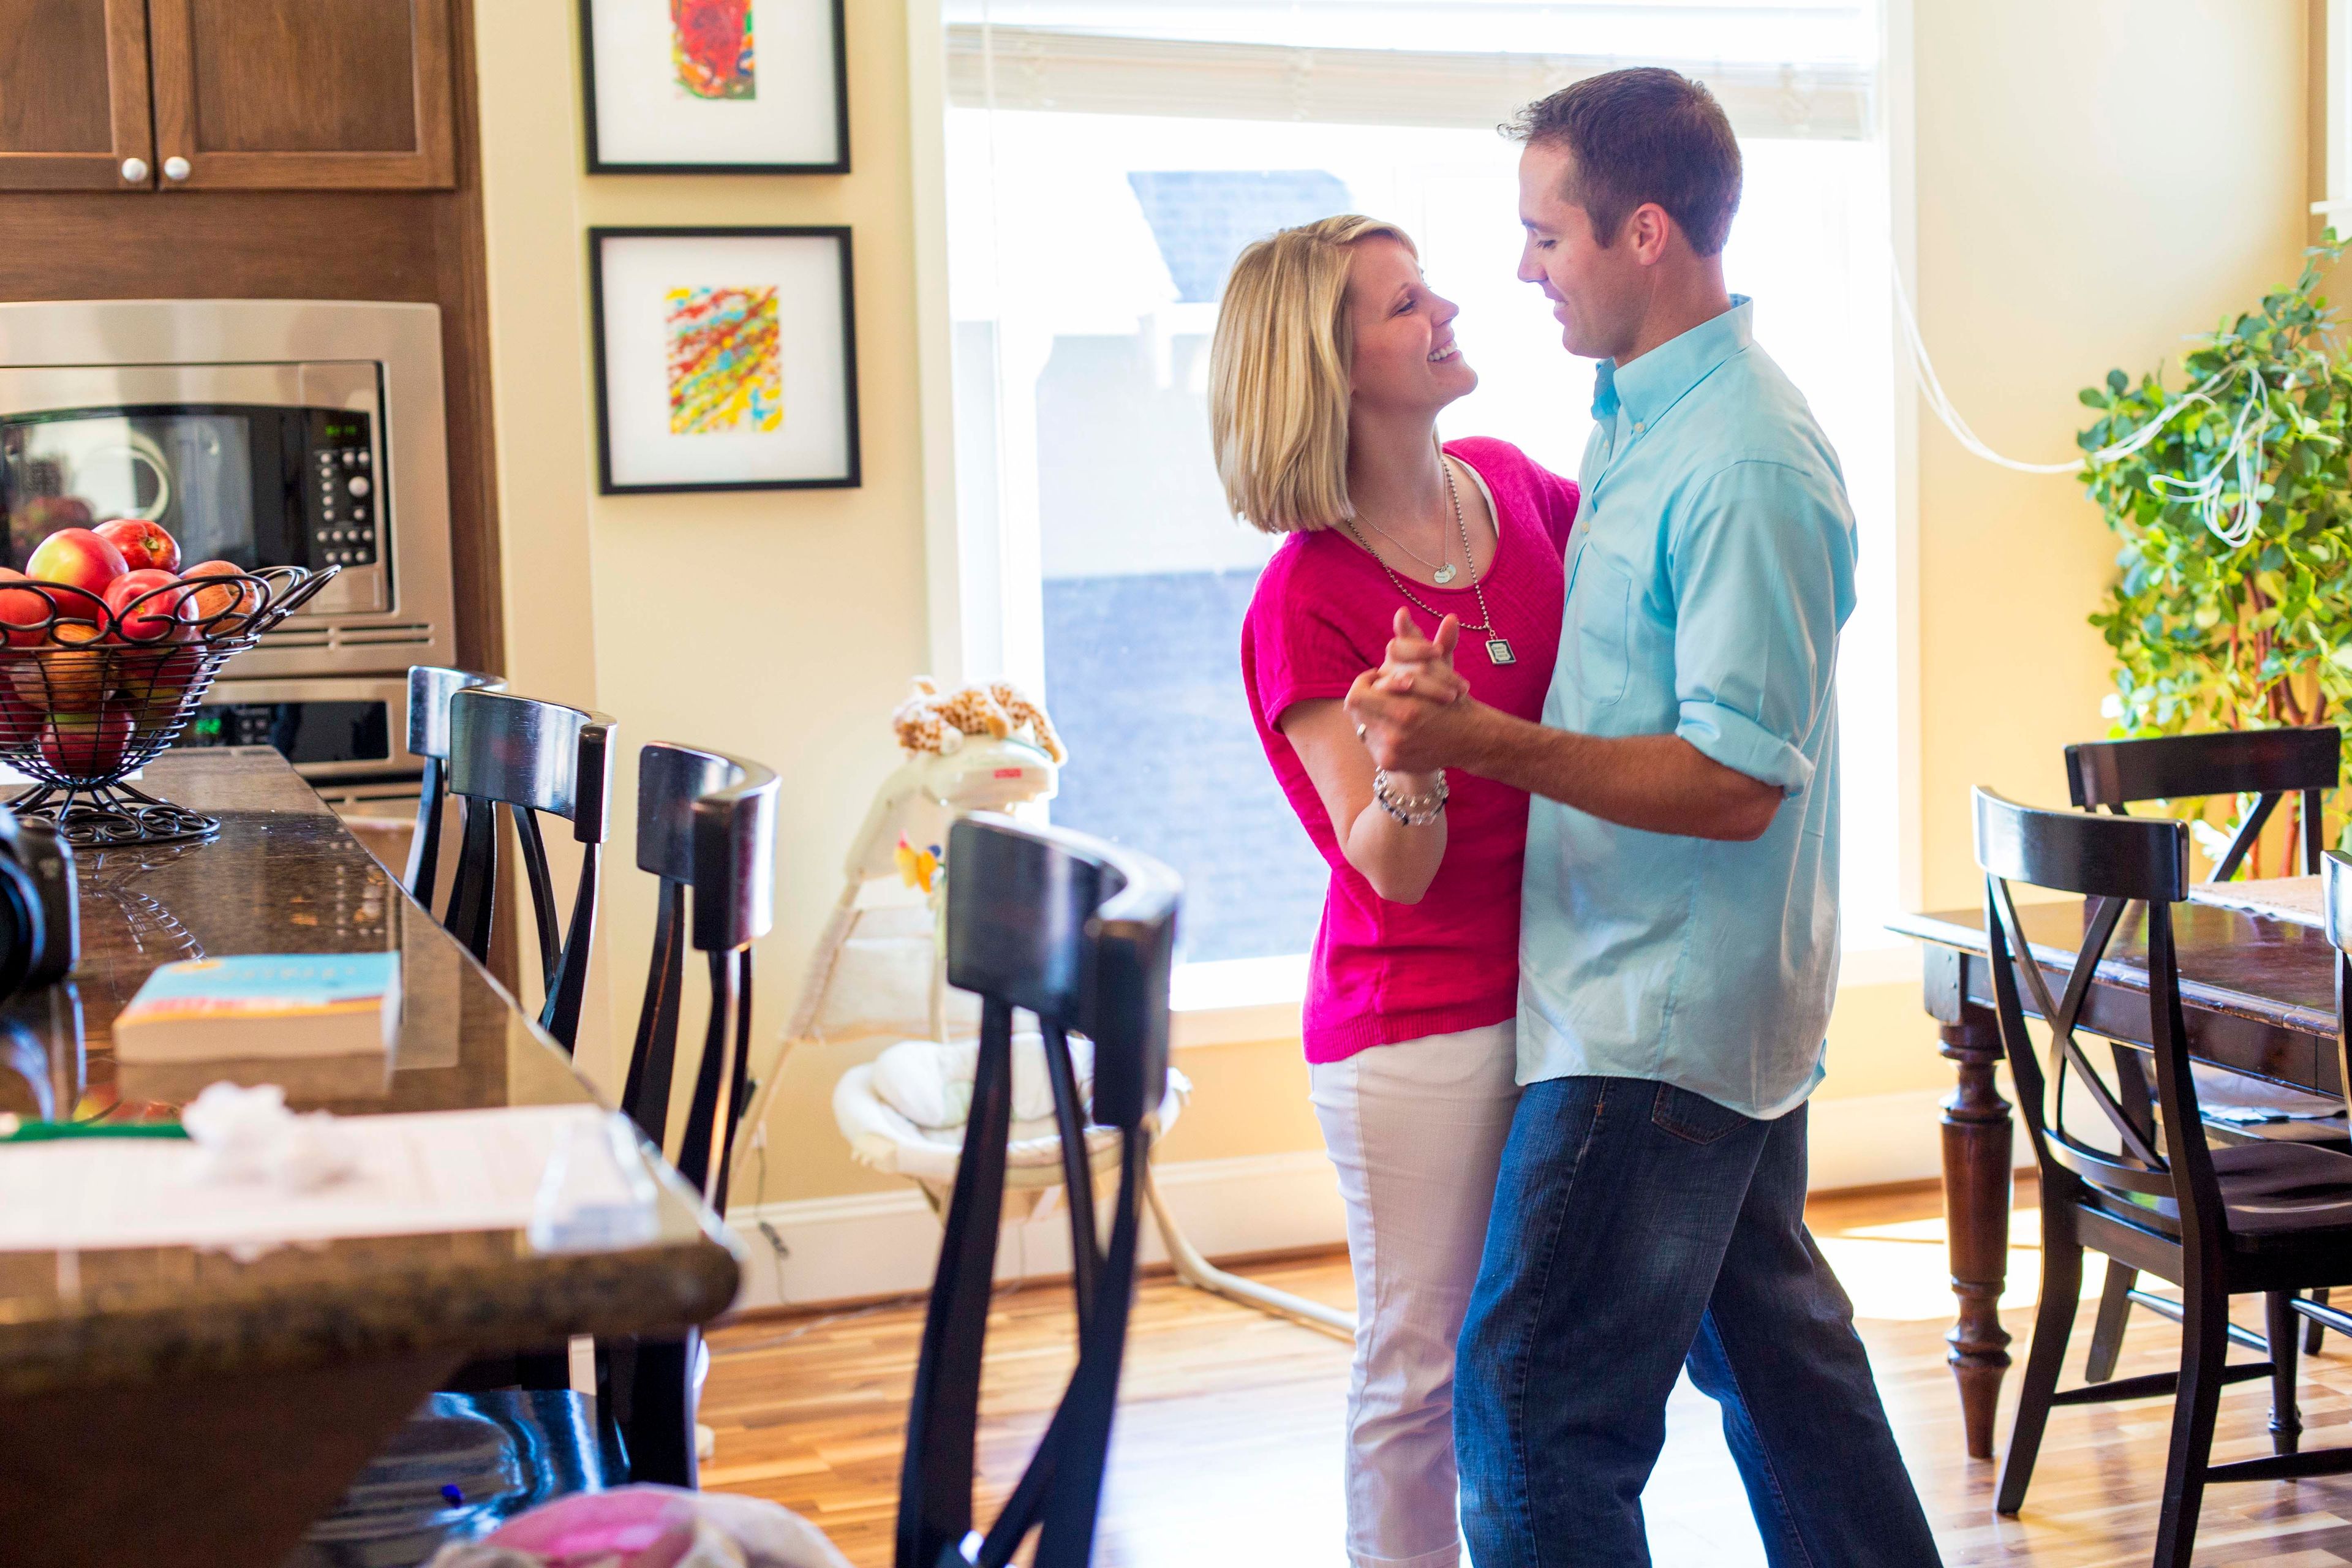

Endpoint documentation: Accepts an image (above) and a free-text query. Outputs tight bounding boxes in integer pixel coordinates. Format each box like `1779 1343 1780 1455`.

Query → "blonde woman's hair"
1209 214 1415 533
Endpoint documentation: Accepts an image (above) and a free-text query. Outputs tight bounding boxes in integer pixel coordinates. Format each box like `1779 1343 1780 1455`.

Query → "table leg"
1940 1008 2013 1460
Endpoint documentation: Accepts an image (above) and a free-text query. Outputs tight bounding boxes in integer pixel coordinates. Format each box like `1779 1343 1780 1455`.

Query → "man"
1346 68 1942 1566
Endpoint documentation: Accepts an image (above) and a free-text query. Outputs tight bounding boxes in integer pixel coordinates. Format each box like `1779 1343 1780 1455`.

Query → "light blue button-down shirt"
1517 297 1855 1119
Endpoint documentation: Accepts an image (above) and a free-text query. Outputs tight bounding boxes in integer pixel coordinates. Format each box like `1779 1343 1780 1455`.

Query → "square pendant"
1487 637 1516 665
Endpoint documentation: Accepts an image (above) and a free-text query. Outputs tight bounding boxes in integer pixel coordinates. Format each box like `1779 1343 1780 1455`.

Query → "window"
944 1 1896 978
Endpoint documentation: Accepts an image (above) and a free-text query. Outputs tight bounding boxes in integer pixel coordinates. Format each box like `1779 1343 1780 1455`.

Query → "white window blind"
946 27 1869 138
945 1 1874 138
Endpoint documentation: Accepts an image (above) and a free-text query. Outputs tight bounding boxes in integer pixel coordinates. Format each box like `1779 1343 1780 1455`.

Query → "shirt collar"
1589 295 1754 431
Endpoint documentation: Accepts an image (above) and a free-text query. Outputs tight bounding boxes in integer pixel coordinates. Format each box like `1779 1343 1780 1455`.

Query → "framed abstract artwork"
579 0 850 174
588 227 861 493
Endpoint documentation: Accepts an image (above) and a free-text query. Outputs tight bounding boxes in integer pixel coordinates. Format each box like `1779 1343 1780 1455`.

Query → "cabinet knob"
162 156 191 183
119 157 149 183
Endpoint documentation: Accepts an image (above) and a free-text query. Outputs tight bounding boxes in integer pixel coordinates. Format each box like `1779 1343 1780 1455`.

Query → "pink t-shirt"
1240 437 1580 1062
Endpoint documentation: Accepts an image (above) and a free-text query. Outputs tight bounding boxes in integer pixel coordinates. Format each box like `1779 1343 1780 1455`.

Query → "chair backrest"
617 742 779 1212
403 666 507 909
2064 726 2339 881
443 688 615 1052
1972 786 2228 1254
898 813 1178 1568
2324 851 2352 1120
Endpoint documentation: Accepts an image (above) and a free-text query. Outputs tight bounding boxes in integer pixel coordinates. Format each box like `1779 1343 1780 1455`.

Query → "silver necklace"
1343 458 1515 665
1355 507 1457 584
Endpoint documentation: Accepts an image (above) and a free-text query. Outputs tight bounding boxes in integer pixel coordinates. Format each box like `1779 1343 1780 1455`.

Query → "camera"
0 810 75 996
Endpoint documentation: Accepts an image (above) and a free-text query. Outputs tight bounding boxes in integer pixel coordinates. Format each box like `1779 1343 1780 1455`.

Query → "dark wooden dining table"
0 747 742 1568
1888 893 2344 1461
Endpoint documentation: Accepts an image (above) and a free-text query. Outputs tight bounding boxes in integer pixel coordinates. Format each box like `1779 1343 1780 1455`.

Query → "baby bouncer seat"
736 682 1351 1338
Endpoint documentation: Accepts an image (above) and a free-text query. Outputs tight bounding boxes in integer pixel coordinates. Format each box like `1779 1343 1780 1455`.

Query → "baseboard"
724 1149 1349 1311
728 1093 2025 1310
1804 1086 2036 1192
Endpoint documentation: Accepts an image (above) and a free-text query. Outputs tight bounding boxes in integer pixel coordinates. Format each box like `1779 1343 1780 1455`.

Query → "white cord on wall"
1891 260 2269 548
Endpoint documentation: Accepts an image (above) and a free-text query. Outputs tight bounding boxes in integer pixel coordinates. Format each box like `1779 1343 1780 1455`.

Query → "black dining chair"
894 813 1178 1568
1977 788 2352 1567
442 688 614 1053
2064 726 2345 1368
2065 726 2337 881
402 665 506 913
602 740 780 1488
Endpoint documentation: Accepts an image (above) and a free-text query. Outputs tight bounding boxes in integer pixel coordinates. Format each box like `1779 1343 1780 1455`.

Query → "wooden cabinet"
0 0 156 190
0 0 454 194
149 0 455 190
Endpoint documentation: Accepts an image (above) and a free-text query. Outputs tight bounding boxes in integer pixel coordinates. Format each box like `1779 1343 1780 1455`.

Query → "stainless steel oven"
0 299 458 680
175 676 418 782
178 674 439 874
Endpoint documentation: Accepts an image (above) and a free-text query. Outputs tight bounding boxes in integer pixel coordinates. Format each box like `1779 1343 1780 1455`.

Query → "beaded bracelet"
1373 768 1447 827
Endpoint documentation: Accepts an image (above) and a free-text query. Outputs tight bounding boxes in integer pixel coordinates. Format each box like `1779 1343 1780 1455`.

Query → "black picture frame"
579 0 851 176
587 225 862 494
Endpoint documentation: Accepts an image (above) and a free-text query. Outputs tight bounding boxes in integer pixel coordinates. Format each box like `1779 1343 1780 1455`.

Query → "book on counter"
113 954 402 1062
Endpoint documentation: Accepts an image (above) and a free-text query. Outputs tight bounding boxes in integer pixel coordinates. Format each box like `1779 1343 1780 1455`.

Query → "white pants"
1308 1021 1521 1568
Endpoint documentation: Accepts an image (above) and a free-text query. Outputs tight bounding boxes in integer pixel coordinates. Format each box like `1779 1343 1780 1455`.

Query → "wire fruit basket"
0 565 339 846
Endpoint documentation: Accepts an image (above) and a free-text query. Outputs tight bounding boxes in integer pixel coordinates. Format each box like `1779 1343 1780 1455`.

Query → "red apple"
0 566 104 644
0 674 42 750
93 518 180 576
39 707 133 777
121 644 204 724
179 560 262 633
0 570 50 648
105 569 191 643
25 528 127 603
15 645 111 714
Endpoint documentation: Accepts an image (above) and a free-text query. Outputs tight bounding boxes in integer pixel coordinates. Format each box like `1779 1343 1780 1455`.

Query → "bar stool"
402 665 506 913
442 689 614 1054
408 812 1181 1567
374 742 781 1532
605 741 780 1486
898 813 1179 1567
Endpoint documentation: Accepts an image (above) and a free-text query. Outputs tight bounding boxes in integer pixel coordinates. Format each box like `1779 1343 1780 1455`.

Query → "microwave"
0 300 457 680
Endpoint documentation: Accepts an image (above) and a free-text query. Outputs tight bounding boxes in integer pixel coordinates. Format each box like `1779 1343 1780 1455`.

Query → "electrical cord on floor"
723 1058 1039 1352
750 1138 790 1304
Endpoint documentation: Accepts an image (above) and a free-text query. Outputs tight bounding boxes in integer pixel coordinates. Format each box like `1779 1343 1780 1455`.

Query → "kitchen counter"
0 747 741 1567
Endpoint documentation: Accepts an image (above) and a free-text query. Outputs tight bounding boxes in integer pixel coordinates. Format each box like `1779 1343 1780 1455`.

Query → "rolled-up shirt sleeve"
1667 459 1857 796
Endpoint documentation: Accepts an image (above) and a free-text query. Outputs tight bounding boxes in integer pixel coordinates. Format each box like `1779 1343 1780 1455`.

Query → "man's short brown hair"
1508 67 1743 257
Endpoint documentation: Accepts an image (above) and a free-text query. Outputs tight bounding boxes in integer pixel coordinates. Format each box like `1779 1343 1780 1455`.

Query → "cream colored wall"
1823 0 2310 1118
471 0 2313 1208
1912 0 2309 911
473 0 929 1193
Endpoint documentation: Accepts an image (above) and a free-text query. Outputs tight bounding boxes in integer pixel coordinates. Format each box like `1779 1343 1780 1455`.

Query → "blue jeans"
1454 1076 1941 1567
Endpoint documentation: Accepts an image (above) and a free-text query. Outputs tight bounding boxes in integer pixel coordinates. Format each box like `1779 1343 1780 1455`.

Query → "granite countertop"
0 748 742 1400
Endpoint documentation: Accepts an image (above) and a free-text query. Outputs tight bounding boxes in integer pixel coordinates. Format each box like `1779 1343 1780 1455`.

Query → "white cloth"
1309 1022 1520 1568
834 1044 1189 1186
183 1080 358 1191
869 1031 1086 1128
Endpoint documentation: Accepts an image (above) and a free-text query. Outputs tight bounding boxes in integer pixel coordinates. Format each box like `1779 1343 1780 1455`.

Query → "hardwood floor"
701 1177 2352 1565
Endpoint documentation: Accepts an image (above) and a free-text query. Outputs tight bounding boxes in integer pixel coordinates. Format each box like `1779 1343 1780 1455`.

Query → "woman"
1210 215 1578 1568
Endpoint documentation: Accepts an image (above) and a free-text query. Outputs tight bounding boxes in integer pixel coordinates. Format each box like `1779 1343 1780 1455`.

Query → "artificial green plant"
2082 232 2352 864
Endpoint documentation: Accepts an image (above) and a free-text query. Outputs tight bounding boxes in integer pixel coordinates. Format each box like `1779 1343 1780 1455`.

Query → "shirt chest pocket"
1566 548 1632 707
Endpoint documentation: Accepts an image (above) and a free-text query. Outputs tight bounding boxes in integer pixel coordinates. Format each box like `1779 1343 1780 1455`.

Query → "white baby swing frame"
734 736 1352 1340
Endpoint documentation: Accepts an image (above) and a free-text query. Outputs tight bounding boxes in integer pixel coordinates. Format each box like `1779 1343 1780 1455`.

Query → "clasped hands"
1346 608 1483 775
